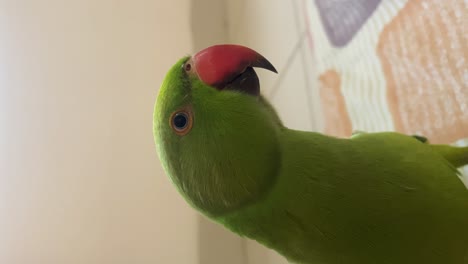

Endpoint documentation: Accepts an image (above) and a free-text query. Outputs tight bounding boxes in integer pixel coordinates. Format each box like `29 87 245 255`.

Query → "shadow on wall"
197 216 248 264
190 0 249 263
190 0 229 51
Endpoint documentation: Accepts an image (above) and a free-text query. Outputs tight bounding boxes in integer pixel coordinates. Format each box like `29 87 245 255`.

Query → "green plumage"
154 57 468 263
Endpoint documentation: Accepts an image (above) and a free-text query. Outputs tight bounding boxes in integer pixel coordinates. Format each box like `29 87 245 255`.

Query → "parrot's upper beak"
188 44 277 96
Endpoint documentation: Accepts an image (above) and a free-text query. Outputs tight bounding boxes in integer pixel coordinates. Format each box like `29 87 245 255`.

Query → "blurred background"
1 0 466 263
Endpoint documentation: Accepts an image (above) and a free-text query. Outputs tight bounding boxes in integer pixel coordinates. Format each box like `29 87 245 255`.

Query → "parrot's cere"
153 44 468 264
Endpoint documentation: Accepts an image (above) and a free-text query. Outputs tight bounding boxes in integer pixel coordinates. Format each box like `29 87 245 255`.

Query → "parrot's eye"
184 63 192 72
170 110 193 135
174 113 187 128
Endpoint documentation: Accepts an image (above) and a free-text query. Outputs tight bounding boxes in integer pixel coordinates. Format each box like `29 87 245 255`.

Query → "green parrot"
153 44 468 264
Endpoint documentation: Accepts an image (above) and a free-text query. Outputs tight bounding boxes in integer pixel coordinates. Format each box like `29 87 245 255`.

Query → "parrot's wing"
350 130 367 138
453 138 468 188
411 134 429 143
351 130 367 135
352 131 428 144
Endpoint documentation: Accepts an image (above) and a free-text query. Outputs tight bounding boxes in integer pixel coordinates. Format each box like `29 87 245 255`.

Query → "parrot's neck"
216 129 347 261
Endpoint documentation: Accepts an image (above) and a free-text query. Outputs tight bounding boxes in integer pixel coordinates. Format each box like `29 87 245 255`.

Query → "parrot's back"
219 131 468 264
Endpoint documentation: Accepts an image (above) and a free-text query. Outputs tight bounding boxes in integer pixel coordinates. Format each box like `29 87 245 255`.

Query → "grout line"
301 0 325 132
301 0 315 57
267 31 306 100
291 0 318 131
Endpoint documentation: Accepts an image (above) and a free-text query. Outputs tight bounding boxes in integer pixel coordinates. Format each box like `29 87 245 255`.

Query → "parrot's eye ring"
170 110 193 136
184 63 192 72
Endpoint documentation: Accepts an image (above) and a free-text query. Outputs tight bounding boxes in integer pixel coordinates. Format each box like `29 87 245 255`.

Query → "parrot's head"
153 44 283 217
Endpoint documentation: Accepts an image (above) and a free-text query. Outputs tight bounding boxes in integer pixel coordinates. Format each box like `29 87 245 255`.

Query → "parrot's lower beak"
224 67 261 96
189 44 277 96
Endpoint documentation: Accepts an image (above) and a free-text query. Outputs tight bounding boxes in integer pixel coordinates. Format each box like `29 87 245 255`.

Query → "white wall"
0 1 199 263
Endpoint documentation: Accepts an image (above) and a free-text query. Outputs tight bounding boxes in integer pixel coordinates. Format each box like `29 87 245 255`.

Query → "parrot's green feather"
154 57 282 217
218 131 468 263
154 58 468 264
430 144 468 169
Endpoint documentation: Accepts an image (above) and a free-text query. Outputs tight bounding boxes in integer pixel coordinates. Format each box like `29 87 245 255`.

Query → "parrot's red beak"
187 44 277 96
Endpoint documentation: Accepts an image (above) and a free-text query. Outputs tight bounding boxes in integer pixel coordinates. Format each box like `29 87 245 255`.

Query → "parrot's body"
153 45 468 264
